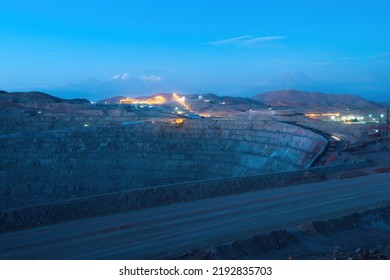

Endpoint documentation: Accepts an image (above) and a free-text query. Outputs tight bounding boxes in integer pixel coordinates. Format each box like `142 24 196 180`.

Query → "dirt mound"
176 204 390 260
177 231 298 260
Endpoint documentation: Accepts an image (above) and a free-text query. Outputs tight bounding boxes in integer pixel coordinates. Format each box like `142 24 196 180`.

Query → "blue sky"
0 0 389 101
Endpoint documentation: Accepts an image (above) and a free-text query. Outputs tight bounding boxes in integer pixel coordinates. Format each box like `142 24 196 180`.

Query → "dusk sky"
1 0 389 101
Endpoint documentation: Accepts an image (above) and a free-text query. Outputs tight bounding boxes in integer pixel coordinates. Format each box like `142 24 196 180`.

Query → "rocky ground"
176 204 390 260
303 245 390 260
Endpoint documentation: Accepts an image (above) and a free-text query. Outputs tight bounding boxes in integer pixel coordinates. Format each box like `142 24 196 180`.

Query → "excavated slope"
0 119 326 209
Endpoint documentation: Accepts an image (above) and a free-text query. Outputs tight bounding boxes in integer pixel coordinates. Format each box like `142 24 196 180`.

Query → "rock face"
0 119 326 210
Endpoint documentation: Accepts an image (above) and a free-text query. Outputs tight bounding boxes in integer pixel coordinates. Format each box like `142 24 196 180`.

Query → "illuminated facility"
119 95 167 105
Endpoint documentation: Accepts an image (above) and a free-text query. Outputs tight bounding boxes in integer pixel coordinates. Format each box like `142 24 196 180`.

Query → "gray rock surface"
0 118 327 210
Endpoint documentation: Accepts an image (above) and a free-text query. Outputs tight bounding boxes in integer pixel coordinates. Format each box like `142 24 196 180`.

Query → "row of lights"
327 113 386 123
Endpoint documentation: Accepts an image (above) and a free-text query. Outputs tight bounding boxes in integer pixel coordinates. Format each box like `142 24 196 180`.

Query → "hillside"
98 93 267 113
0 91 90 106
253 90 380 109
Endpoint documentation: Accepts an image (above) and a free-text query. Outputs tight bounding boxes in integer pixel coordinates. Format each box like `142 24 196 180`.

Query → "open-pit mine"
1 90 389 259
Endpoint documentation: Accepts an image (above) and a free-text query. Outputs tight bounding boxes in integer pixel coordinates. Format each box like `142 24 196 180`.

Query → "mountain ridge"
253 90 381 109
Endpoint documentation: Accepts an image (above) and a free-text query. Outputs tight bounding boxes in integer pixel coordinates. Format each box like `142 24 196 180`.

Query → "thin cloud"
369 52 390 64
207 35 286 47
240 36 286 47
369 52 390 59
208 36 253 46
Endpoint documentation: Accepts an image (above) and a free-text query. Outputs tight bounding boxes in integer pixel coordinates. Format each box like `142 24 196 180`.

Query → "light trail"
172 93 194 113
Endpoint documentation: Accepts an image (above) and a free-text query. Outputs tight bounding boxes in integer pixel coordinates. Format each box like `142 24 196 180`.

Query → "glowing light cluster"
341 115 365 122
172 118 185 126
172 93 194 113
119 95 167 105
305 113 340 119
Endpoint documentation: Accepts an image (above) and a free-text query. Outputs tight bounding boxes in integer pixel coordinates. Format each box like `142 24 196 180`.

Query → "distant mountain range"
5 69 386 110
42 71 337 101
100 90 383 112
253 90 381 109
1 89 386 112
243 71 328 97
47 73 195 101
39 71 388 105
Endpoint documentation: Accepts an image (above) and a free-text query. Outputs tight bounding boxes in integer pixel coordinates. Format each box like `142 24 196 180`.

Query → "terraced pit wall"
0 119 327 210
